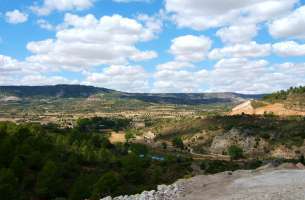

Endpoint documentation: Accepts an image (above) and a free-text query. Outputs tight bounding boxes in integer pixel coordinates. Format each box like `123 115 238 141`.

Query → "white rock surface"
101 166 305 200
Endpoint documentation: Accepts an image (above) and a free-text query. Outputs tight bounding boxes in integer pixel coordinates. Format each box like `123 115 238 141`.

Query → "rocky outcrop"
0 96 21 102
209 128 269 157
101 163 305 200
101 183 184 200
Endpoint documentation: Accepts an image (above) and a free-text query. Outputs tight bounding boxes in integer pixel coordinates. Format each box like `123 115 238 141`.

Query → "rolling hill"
0 85 263 105
231 86 305 116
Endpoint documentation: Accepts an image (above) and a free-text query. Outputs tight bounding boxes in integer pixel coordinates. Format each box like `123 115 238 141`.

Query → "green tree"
228 145 243 160
172 137 184 149
129 143 148 155
0 137 15 167
69 175 95 200
0 168 18 200
35 160 64 199
91 172 121 199
125 130 136 143
10 157 24 179
121 154 146 184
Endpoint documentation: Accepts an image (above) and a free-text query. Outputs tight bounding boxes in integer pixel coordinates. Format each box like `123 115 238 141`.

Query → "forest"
0 119 192 200
263 86 305 102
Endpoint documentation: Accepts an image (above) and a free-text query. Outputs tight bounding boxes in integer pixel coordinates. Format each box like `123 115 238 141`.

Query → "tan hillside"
230 100 305 116
230 100 255 115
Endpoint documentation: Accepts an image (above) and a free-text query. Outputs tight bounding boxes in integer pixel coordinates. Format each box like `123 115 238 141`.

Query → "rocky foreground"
101 163 305 200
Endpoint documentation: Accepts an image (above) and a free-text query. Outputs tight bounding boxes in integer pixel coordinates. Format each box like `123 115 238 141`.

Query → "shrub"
228 145 243 160
172 137 184 149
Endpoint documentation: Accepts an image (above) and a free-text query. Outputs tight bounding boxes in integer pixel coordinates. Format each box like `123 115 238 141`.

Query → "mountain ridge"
0 84 264 105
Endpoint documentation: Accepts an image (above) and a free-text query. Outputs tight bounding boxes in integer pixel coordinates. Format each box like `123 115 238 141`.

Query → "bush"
0 168 18 200
200 160 239 174
228 145 243 160
91 172 121 199
172 137 184 149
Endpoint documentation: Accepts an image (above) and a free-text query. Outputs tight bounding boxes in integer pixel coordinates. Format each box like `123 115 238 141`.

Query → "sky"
1 0 305 94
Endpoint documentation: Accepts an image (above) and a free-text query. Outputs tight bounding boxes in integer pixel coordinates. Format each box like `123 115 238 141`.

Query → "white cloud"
273 41 305 56
0 54 74 86
152 56 305 93
18 75 77 86
0 55 21 73
26 14 159 71
153 68 208 93
5 10 28 24
130 51 158 61
216 24 258 44
165 0 297 30
156 61 193 71
37 19 55 31
84 65 149 92
206 58 305 94
31 0 93 16
136 14 163 41
269 5 305 39
153 60 207 93
170 35 212 62
208 42 271 60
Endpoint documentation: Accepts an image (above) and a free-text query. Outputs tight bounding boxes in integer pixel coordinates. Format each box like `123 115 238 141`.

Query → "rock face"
209 128 269 156
101 183 184 200
101 164 305 200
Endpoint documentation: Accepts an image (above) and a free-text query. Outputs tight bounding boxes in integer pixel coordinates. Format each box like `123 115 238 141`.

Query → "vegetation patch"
0 120 192 200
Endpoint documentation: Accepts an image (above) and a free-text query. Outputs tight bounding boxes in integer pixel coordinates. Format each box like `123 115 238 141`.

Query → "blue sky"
1 0 305 93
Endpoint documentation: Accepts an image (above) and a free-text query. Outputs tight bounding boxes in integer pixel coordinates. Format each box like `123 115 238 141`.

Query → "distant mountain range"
0 85 264 105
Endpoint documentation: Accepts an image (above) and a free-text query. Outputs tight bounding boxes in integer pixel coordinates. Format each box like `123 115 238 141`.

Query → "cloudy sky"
1 0 305 93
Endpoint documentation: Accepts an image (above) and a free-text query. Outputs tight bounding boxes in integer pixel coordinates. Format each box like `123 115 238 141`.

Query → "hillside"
263 86 305 112
230 100 305 116
0 85 262 105
102 164 305 200
145 115 305 160
231 86 305 116
0 85 114 98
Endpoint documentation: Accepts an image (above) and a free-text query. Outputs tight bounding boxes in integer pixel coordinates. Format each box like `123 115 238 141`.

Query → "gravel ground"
102 164 305 200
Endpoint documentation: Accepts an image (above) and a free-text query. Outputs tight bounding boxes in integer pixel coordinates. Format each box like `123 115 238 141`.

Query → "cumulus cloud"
206 58 305 94
152 68 208 93
18 75 77 86
5 10 28 24
152 56 305 93
156 61 194 71
269 5 305 39
0 55 21 73
0 54 74 86
84 65 149 92
170 35 212 62
165 0 297 30
273 41 305 56
26 13 159 71
136 14 163 41
208 42 271 60
37 19 55 31
153 59 207 93
0 55 47 76
130 51 158 61
216 24 258 44
31 0 93 16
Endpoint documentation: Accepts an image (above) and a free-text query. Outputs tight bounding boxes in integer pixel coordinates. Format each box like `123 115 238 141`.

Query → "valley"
1 85 305 200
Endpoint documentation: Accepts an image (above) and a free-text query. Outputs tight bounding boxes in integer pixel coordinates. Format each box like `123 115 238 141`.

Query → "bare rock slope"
230 100 305 116
102 163 305 200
